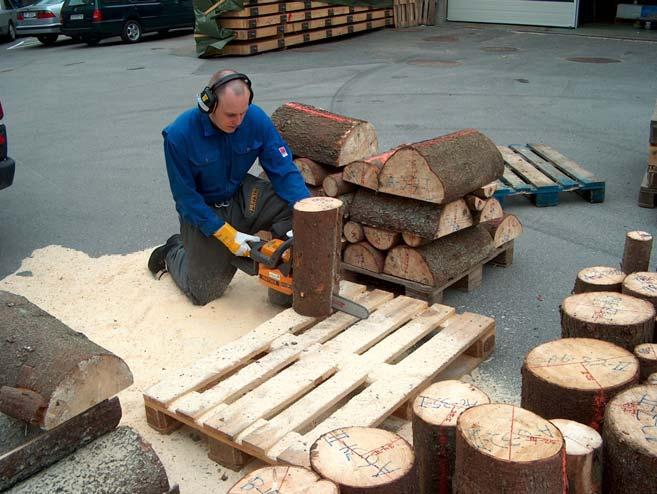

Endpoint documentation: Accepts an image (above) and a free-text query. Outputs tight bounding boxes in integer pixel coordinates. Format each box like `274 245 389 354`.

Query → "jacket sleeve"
163 130 223 236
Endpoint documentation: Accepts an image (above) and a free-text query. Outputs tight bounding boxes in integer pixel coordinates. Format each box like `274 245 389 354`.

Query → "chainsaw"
233 236 369 319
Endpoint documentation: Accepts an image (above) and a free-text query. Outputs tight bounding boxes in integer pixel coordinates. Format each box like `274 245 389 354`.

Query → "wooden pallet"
143 281 495 470
493 144 605 207
218 5 372 29
342 241 514 305
393 0 419 27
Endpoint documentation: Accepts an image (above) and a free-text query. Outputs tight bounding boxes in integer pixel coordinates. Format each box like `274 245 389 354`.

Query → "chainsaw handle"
248 237 294 268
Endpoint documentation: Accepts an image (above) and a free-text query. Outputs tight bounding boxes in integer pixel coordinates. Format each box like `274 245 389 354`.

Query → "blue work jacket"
162 104 310 237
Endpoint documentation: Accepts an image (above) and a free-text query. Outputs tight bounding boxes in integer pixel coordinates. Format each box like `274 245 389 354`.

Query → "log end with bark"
229 465 339 494
634 343 657 382
343 149 398 191
479 214 523 248
622 272 657 310
550 418 602 494
294 157 331 186
472 198 503 224
573 266 626 294
323 172 356 197
343 241 386 273
343 221 365 243
362 225 401 251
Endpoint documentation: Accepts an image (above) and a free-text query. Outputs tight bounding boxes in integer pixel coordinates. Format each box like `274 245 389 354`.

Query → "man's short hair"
208 69 249 106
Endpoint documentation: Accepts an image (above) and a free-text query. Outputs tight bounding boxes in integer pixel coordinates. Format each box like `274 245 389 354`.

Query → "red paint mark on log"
285 102 354 125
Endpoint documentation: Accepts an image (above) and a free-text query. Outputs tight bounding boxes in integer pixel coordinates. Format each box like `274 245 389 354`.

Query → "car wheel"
121 20 142 43
37 34 59 45
83 35 100 46
7 22 16 42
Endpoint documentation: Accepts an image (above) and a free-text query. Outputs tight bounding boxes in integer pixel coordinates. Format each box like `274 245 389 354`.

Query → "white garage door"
447 0 578 28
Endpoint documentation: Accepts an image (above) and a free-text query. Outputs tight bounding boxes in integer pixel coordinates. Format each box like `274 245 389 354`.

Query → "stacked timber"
211 0 394 56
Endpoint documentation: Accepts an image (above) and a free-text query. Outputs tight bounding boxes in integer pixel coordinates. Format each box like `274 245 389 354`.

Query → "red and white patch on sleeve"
278 146 289 158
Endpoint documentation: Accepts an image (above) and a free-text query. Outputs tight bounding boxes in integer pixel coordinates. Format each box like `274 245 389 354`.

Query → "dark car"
60 0 193 46
0 100 15 191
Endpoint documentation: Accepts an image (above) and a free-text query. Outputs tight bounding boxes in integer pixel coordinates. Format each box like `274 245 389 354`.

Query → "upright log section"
634 343 657 381
550 419 602 494
384 225 494 286
622 272 657 310
560 292 655 350
0 291 133 430
620 230 652 275
412 380 490 494
454 404 566 494
479 214 523 248
521 338 639 431
603 385 657 494
573 266 626 294
377 129 504 204
310 427 415 494
350 189 473 240
228 466 339 494
272 102 378 167
293 197 343 317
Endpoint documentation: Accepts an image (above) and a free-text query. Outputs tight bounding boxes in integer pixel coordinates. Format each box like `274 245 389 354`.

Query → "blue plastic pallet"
493 144 605 207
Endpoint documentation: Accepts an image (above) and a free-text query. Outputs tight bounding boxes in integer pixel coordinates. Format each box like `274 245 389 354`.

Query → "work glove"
213 223 260 257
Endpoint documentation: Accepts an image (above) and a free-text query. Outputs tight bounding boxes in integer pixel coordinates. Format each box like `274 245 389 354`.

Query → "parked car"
0 100 15 191
17 0 66 45
0 0 18 42
60 0 193 46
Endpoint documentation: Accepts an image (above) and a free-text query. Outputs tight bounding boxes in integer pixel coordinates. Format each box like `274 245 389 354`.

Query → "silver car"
0 0 18 42
17 0 66 44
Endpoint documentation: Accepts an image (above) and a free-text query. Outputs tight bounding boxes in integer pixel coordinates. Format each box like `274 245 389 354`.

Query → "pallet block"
143 281 495 470
638 171 657 208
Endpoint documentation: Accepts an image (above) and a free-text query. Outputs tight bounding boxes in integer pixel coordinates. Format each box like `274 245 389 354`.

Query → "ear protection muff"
197 73 253 114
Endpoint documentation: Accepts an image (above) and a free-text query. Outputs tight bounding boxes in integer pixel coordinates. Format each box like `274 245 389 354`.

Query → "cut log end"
634 343 657 381
480 214 523 248
294 196 344 213
413 380 490 426
622 272 657 308
343 221 365 243
573 266 626 294
343 242 386 273
229 466 339 494
378 147 446 203
338 121 379 166
550 419 602 494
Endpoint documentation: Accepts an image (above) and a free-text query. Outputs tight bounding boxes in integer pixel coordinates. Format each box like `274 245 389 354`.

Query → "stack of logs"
0 291 176 493
271 102 523 291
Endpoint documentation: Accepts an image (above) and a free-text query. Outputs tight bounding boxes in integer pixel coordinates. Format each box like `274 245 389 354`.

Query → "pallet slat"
219 5 372 29
498 146 558 190
510 145 580 190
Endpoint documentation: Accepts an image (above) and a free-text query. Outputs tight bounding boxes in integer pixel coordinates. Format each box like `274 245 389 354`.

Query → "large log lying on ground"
272 102 378 167
0 398 121 491
479 214 523 248
376 129 504 204
0 291 133 429
350 189 473 240
6 426 174 494
384 225 494 286
550 419 602 494
229 466 339 494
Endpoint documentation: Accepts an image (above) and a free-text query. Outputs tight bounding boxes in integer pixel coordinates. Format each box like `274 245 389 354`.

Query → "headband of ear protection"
197 73 253 114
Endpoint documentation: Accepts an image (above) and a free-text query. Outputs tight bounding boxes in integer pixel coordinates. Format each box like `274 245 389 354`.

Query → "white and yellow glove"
213 223 260 257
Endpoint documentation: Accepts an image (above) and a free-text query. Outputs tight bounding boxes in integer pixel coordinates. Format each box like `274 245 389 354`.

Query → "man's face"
210 87 250 133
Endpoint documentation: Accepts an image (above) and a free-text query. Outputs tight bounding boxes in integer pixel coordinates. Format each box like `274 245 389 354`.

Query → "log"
228 465 339 493
479 214 523 248
622 272 657 310
6 426 173 494
350 189 473 240
293 197 343 317
0 398 122 491
294 157 331 186
308 185 326 197
464 195 485 211
377 129 504 204
343 221 365 243
323 172 356 197
384 225 494 286
521 338 639 431
620 230 653 275
603 385 657 494
454 404 566 494
572 266 626 294
0 291 133 429
472 198 503 224
412 380 490 494
471 182 498 199
310 427 415 494
401 231 431 248
343 148 398 190
362 226 401 251
271 102 378 167
634 343 657 381
550 419 603 494
560 292 655 350
338 192 354 219
647 372 657 384
343 242 386 273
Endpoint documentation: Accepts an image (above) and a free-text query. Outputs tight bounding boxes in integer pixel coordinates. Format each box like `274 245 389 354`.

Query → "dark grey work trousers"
165 175 293 306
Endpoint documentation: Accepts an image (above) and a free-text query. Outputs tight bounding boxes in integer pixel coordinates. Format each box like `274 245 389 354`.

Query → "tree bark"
310 427 415 494
479 214 523 248
343 242 386 273
550 419 602 494
633 343 657 382
6 426 173 494
294 157 331 186
377 129 504 204
323 172 356 197
338 192 354 219
620 230 653 274
412 381 490 494
293 197 343 317
573 266 626 294
0 291 133 430
343 148 398 191
521 338 639 431
560 292 655 351
622 272 657 310
343 221 365 243
0 398 122 491
603 385 657 494
272 102 378 167
472 198 503 224
362 226 401 251
229 465 339 494
384 225 494 286
454 404 566 494
350 189 472 240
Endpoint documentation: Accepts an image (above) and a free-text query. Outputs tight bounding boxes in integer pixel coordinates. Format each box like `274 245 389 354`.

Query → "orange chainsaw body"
256 239 293 295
